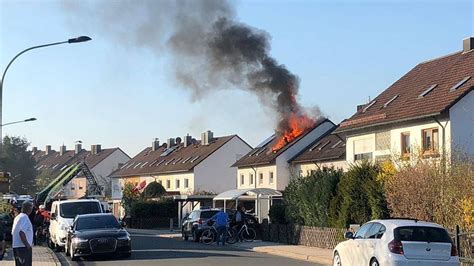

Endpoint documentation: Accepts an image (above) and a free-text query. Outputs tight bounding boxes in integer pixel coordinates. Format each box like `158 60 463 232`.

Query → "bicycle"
226 221 257 244
200 221 235 245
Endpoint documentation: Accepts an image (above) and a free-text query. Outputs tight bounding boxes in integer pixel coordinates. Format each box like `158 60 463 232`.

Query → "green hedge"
131 198 177 219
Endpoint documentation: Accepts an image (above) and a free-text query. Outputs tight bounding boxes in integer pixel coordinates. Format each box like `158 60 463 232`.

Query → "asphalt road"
56 231 322 266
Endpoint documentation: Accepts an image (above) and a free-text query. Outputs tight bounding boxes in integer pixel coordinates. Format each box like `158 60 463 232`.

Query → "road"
56 230 323 266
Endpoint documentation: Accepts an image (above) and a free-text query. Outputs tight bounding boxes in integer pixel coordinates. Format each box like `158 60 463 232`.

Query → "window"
366 223 386 239
354 223 374 239
401 132 411 156
362 100 377 113
184 178 189 188
354 152 372 161
375 131 391 151
71 185 75 190
418 84 437 98
383 95 399 108
79 183 84 190
249 174 254 185
422 128 439 154
450 76 471 92
269 172 274 184
166 180 170 189
240 174 244 185
259 173 263 184
394 226 451 243
175 179 180 189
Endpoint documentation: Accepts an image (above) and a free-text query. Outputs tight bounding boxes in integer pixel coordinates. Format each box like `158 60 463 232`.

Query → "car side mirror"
51 213 56 220
344 231 354 239
68 226 73 232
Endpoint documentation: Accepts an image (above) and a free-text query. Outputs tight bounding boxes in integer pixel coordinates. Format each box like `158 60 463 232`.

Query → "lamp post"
0 36 92 142
1 117 37 127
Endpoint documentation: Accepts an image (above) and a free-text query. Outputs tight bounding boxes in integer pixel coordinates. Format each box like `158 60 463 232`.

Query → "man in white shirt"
12 201 34 266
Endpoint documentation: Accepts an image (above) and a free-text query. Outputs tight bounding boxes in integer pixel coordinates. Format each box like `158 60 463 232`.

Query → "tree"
329 161 389 228
284 167 342 226
121 182 140 218
0 136 37 194
142 181 166 199
35 169 55 192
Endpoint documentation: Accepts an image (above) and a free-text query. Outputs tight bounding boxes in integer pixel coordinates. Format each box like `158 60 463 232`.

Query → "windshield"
200 211 219 219
59 202 101 219
76 215 121 230
394 226 452 243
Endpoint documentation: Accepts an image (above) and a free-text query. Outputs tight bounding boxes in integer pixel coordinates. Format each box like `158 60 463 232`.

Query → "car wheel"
192 229 199 242
333 251 342 266
370 258 379 266
70 242 78 261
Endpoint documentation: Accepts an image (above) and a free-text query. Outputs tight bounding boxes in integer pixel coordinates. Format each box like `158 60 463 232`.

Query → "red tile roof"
232 119 334 168
337 50 474 132
110 135 245 178
290 130 346 164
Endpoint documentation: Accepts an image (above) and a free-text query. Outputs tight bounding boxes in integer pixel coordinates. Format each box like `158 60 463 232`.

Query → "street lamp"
0 117 37 127
0 36 92 142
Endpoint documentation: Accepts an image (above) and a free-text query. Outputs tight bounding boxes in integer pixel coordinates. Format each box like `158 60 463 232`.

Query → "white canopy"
213 188 282 201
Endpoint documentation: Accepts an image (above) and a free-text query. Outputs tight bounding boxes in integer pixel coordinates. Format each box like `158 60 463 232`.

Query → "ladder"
80 163 103 197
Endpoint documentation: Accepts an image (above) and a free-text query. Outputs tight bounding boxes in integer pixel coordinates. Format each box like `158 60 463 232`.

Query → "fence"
128 217 178 229
260 222 346 249
453 225 474 266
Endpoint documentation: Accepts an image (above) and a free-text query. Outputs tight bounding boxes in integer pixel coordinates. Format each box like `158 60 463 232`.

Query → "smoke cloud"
62 0 322 148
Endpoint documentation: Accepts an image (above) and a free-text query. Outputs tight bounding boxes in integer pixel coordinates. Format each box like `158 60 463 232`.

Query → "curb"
253 246 332 266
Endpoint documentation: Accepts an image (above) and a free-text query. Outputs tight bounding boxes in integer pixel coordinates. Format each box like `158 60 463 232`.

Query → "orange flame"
271 113 315 152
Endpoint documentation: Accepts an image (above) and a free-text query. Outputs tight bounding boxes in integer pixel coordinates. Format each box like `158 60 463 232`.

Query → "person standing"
11 201 33 266
210 209 229 246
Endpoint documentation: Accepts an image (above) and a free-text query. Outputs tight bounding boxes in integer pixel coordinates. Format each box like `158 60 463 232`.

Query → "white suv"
333 219 460 266
48 199 103 250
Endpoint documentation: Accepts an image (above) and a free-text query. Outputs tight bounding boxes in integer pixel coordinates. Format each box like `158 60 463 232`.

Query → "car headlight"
117 235 131 241
72 237 88 244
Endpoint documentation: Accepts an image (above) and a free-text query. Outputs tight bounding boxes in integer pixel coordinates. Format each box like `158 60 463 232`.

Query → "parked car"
49 199 103 250
65 213 131 261
182 209 220 242
333 219 460 266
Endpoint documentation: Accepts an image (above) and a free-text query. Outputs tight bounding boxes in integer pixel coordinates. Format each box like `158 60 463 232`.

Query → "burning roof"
233 118 333 168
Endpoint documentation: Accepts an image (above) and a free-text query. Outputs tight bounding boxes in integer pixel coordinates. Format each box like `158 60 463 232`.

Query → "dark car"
182 209 220 242
65 213 131 261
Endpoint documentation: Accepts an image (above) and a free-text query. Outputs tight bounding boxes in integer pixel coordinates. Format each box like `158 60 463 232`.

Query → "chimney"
184 134 192 147
45 145 52 155
201 130 214 145
357 104 365 112
463 37 474 53
75 143 82 155
91 144 102 155
32 147 38 154
59 145 67 156
152 138 160 151
167 138 175 148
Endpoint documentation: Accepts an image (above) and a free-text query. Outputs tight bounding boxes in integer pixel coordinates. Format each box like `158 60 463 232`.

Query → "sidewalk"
234 240 333 265
2 246 60 266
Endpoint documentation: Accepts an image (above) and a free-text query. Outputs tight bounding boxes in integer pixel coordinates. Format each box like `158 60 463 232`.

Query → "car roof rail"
382 217 419 222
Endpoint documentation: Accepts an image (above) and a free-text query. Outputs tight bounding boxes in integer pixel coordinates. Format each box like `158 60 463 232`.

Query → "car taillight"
451 244 458 256
388 239 404 255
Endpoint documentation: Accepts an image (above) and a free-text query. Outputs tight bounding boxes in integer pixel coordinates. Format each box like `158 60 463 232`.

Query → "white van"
48 199 103 250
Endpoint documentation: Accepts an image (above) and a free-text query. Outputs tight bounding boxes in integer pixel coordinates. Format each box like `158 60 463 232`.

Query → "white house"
336 37 474 164
232 119 336 191
110 131 252 218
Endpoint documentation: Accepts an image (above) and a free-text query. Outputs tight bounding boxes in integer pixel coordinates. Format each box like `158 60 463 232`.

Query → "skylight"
173 158 182 164
318 141 331 150
418 84 437 98
165 158 175 165
190 156 200 163
156 159 166 166
383 95 399 108
450 76 471 92
133 162 142 168
248 149 260 157
182 157 192 163
362 100 377 113
331 140 342 149
140 162 149 168
309 142 321 151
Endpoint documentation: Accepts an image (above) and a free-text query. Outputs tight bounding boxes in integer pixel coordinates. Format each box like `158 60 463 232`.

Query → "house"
336 37 474 164
109 131 252 218
33 144 130 199
290 129 348 175
232 119 336 191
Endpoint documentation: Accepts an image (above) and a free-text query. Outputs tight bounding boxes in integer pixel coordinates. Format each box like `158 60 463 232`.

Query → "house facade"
233 119 336 191
110 131 252 218
336 38 474 164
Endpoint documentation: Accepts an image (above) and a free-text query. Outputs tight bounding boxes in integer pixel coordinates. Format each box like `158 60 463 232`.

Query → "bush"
142 181 166 199
329 161 389 228
131 198 177 219
284 167 342 226
121 182 140 217
268 204 287 224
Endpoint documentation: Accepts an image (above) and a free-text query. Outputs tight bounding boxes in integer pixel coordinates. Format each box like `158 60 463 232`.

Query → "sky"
0 0 473 157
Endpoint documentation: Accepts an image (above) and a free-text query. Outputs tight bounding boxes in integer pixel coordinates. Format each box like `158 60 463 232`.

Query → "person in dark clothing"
232 205 246 242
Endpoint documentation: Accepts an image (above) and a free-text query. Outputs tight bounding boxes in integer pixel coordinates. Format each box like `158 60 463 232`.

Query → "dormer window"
450 76 471 92
362 100 376 113
418 84 437 98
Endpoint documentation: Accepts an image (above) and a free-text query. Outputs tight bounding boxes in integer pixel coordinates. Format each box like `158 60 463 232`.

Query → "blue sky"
1 0 473 157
